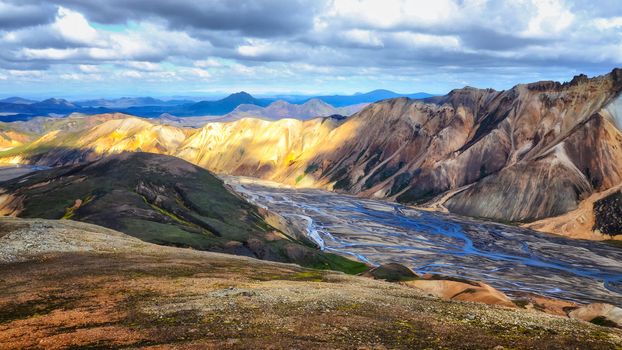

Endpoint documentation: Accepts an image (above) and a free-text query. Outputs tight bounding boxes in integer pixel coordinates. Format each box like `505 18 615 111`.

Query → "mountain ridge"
3 69 622 239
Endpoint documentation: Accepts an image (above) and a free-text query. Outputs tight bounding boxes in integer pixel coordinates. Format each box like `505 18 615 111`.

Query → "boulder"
405 279 515 308
569 303 622 328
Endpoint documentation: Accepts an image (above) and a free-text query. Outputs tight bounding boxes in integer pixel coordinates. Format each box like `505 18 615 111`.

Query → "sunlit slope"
0 116 194 165
176 116 357 184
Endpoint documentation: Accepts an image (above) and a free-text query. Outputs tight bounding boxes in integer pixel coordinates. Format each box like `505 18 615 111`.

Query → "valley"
2 70 622 241
5 1 622 348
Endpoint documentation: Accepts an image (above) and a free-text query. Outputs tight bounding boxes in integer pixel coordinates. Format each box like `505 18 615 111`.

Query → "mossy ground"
1 250 620 350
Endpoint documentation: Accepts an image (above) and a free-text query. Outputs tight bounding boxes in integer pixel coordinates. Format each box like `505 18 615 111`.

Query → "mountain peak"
229 91 253 98
303 98 331 107
0 96 37 104
40 98 72 105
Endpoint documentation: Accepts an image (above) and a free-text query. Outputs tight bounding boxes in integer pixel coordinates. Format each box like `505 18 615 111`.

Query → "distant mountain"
0 90 430 121
305 89 434 107
76 97 195 108
221 98 366 121
0 97 37 104
183 91 272 116
120 92 273 117
32 98 77 110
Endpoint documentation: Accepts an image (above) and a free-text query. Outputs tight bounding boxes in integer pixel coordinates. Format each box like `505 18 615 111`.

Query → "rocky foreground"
1 217 621 349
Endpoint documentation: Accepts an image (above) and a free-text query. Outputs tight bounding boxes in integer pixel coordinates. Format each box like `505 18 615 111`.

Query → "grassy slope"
0 152 366 273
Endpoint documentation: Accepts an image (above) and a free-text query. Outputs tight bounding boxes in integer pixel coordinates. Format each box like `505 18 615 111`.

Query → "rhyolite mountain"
0 152 365 273
3 69 622 239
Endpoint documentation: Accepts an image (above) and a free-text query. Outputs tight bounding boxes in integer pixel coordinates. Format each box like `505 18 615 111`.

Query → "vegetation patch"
590 316 619 328
0 295 77 324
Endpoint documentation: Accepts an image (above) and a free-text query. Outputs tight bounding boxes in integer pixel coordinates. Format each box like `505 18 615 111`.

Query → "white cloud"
522 0 574 38
78 64 98 72
341 29 383 48
125 61 161 71
1 0 621 96
21 47 81 60
185 67 211 79
593 17 622 30
52 7 101 45
391 32 460 50
194 58 222 68
328 0 460 29
118 70 143 78
237 41 269 58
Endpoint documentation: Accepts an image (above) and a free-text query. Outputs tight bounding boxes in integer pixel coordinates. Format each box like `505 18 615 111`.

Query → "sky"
1 0 622 99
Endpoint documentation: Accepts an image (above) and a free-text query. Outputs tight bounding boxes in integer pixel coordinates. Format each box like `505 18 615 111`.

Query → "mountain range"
296 89 434 106
0 89 429 121
212 98 366 122
2 70 622 241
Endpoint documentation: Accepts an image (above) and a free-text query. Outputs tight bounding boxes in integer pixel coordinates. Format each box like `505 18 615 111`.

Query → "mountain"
0 98 111 121
119 91 274 117
27 98 79 114
0 152 364 272
0 92 378 120
181 91 272 116
302 89 434 107
0 97 37 104
4 69 622 240
220 98 366 121
75 97 195 108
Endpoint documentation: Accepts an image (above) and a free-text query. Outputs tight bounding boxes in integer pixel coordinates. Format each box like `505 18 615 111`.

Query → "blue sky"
1 0 621 99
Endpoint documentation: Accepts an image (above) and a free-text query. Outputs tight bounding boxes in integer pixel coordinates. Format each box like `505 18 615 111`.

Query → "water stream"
227 176 622 306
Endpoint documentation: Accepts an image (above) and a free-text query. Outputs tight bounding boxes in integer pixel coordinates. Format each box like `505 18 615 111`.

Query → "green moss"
306 252 369 274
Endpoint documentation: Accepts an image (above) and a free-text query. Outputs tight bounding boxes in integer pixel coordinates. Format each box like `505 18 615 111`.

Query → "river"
226 176 622 306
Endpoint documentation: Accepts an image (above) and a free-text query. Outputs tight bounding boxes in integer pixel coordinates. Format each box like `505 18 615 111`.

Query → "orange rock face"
404 279 516 308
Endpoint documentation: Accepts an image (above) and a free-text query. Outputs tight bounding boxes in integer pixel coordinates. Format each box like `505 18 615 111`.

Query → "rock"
568 303 622 328
593 191 622 235
404 279 515 308
361 263 418 282
511 292 578 316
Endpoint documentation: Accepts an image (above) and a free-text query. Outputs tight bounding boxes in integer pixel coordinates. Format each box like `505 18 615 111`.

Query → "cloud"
0 0 621 97
10 0 325 37
0 2 56 30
